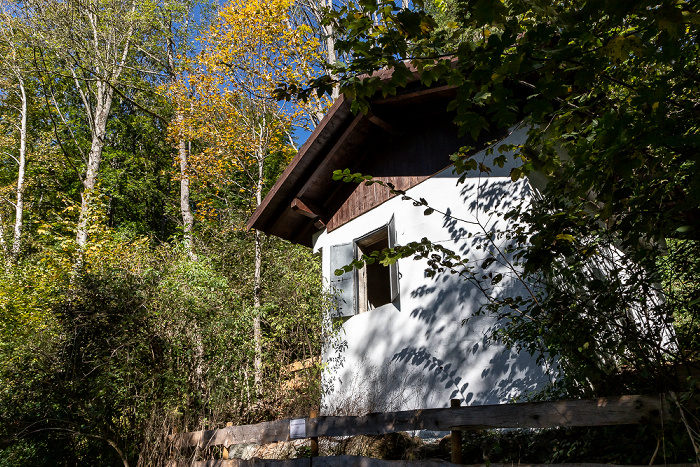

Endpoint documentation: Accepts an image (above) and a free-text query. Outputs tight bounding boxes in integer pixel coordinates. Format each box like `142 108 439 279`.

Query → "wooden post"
222 422 233 460
450 399 463 465
309 410 319 457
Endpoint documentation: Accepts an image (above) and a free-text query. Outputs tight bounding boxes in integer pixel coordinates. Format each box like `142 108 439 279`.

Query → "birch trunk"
0 5 29 263
0 210 8 262
24 0 138 251
75 83 114 248
178 124 195 258
169 34 196 259
322 0 339 100
253 147 264 390
253 227 263 390
10 74 28 261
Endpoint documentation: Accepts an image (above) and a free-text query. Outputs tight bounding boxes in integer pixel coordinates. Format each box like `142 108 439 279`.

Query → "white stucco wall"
313 129 553 415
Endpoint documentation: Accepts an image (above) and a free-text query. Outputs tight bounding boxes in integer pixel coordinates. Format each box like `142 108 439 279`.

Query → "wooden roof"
247 84 460 247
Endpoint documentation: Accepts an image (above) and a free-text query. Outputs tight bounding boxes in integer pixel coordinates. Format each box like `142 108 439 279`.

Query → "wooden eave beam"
366 110 399 135
272 114 376 244
291 198 324 220
259 113 365 243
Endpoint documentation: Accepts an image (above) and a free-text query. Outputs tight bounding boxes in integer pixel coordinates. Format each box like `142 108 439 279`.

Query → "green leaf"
509 167 523 181
555 234 575 243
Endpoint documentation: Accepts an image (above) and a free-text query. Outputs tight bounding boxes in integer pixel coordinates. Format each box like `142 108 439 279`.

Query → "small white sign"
289 418 306 439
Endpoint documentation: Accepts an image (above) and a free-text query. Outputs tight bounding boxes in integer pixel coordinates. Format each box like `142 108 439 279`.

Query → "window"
330 217 398 317
356 227 392 313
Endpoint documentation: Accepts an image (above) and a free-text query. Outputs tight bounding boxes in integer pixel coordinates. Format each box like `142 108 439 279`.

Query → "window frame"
329 216 399 318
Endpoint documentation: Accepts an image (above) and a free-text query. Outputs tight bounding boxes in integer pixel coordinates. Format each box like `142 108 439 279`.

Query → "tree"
0 3 32 264
150 0 212 259
0 1 328 465
24 0 156 255
168 0 322 390
288 0 345 107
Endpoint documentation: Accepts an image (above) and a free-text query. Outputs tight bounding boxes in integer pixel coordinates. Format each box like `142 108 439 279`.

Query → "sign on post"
289 418 306 439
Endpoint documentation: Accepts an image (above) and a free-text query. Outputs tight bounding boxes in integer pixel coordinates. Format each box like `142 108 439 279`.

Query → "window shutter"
330 242 356 317
387 216 399 303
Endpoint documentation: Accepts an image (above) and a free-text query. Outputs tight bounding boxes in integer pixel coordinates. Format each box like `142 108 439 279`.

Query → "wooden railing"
171 395 687 467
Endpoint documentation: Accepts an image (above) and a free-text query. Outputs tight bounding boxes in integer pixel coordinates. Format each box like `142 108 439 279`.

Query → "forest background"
0 0 337 465
1 0 700 465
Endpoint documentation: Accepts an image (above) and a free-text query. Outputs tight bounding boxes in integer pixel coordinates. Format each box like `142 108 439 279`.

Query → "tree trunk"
306 0 339 103
253 147 265 391
167 34 196 260
76 82 113 249
253 227 263 390
178 115 195 259
10 74 27 262
323 0 339 100
72 1 135 251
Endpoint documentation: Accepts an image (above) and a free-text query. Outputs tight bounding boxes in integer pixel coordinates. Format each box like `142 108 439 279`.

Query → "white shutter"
387 216 399 303
330 242 356 317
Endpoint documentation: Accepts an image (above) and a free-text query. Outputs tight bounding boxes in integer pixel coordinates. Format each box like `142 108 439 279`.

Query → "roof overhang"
247 84 459 247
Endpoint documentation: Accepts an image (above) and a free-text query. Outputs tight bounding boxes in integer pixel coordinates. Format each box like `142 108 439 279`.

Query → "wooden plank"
192 459 309 467
309 395 668 437
471 465 698 467
177 418 291 448
191 459 697 467
309 410 319 457
370 84 455 105
191 456 458 466
366 110 399 135
177 395 669 448
449 399 462 465
305 457 456 467
326 175 429 232
223 422 234 459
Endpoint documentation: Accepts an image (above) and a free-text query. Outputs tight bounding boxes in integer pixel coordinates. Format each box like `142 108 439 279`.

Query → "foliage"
0 0 327 464
196 220 327 420
660 240 700 354
0 228 325 466
164 0 328 396
307 4 700 457
166 0 325 217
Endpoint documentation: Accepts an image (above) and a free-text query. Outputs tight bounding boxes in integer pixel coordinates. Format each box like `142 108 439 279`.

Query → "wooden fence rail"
189 457 460 466
176 394 669 450
188 461 695 467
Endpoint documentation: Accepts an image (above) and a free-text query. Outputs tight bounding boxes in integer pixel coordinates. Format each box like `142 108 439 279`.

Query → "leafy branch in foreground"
307 0 700 448
303 0 700 401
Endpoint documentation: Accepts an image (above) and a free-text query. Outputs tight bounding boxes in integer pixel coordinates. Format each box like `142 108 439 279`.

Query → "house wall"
313 128 553 415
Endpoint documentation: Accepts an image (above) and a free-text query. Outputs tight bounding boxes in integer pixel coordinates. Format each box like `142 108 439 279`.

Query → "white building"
248 84 551 414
